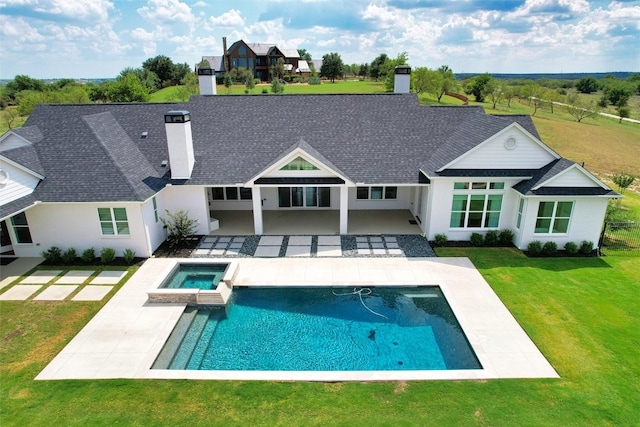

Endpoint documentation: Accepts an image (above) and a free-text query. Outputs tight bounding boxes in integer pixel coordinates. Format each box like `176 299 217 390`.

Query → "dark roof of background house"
2 93 580 207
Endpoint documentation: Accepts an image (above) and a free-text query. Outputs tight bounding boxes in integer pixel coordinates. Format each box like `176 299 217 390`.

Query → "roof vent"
141 131 148 139
161 160 168 167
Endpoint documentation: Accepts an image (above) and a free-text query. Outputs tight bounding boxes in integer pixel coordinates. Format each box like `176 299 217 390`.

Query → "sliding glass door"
278 187 330 208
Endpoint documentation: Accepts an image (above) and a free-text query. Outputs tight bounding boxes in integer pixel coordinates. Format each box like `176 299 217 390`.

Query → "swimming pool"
153 286 481 371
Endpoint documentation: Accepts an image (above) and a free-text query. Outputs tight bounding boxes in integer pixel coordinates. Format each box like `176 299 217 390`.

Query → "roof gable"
533 163 610 190
439 122 559 171
0 130 33 151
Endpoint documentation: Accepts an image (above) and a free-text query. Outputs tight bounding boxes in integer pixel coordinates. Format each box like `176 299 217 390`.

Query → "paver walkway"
191 234 435 258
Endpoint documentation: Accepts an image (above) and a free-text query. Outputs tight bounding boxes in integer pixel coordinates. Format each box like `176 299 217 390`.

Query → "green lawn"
1 250 638 426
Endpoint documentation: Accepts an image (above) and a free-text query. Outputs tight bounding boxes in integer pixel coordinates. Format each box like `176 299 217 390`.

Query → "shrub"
100 247 116 264
564 241 579 256
484 230 500 246
499 229 515 246
527 240 543 256
542 241 558 257
470 232 484 247
309 76 321 85
123 248 136 265
261 88 268 94
161 209 198 249
81 248 96 264
580 240 594 256
41 246 62 264
61 248 77 264
434 233 448 247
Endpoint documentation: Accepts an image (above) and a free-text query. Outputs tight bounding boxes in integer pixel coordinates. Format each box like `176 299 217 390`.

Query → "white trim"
0 154 44 180
436 123 561 172
0 130 33 148
245 147 355 187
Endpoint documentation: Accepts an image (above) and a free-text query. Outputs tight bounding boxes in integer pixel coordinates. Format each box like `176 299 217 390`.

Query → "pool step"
151 307 198 369
187 312 222 370
197 291 226 305
169 310 211 370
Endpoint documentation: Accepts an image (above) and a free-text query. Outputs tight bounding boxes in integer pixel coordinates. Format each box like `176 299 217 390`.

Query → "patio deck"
209 209 423 235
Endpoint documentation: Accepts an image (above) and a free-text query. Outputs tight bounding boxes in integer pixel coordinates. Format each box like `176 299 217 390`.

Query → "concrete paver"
33 285 78 301
90 270 127 285
21 270 62 284
72 286 114 301
56 270 95 284
0 285 43 300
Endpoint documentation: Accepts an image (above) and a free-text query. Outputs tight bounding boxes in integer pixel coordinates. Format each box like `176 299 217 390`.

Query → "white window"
516 198 525 229
450 181 504 229
98 208 130 236
152 197 158 223
450 194 503 228
10 212 32 243
356 186 397 200
211 187 252 201
535 201 573 234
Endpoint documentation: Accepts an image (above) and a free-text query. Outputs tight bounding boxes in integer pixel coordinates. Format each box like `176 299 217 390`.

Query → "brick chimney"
164 111 195 179
394 66 411 94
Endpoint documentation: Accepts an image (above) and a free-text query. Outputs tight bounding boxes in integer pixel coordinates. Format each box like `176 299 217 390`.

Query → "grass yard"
1 250 638 426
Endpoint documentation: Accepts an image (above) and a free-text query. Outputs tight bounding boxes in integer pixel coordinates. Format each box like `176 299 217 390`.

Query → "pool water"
153 286 481 371
162 264 227 290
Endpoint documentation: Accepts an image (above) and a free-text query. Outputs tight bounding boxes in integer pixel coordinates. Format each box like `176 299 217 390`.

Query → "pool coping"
36 257 559 382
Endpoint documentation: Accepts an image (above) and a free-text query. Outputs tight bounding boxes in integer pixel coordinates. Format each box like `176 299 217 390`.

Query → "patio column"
339 186 348 234
252 186 263 235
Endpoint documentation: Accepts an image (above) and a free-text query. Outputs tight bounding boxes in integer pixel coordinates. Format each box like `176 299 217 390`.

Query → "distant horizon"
1 71 636 83
1 0 637 80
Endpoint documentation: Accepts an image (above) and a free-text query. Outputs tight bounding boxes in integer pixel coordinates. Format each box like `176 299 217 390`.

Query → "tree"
564 93 601 122
412 67 439 95
106 73 149 102
2 108 20 129
270 78 284 94
464 73 495 102
358 63 369 79
160 209 198 250
223 74 233 93
383 52 409 92
484 78 501 109
435 65 457 102
320 52 345 83
616 106 630 123
612 173 635 195
369 53 388 81
176 72 198 101
297 49 312 62
5 75 45 101
604 84 631 107
245 75 256 93
142 55 176 89
502 83 517 108
575 77 598 94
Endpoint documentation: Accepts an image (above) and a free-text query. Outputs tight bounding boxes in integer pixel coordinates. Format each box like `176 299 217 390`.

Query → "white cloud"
1 0 114 22
209 9 245 27
137 0 195 25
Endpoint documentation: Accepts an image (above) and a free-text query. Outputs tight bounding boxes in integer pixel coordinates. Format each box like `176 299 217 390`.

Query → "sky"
0 0 639 79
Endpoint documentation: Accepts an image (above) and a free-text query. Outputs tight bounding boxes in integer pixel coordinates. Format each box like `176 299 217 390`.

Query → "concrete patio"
36 256 559 382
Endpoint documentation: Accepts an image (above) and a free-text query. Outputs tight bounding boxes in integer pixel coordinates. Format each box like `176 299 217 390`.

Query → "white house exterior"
0 72 617 257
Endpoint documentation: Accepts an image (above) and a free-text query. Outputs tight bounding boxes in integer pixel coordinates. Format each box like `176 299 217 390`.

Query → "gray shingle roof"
3 93 586 210
1 145 44 177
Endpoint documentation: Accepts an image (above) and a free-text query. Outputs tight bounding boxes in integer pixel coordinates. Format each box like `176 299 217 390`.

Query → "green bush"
61 248 77 264
309 77 321 85
434 233 448 247
564 241 579 256
527 240 543 256
123 248 136 265
542 241 558 257
470 232 484 247
580 240 594 256
161 209 198 249
261 88 268 94
484 230 500 246
100 247 116 264
499 229 515 246
81 248 96 264
41 246 62 264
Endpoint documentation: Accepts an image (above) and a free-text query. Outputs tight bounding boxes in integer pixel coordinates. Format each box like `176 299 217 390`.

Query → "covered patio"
208 209 423 236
